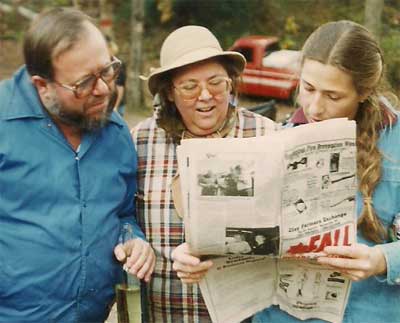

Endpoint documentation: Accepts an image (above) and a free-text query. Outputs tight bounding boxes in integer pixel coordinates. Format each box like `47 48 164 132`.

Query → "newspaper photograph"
177 118 357 323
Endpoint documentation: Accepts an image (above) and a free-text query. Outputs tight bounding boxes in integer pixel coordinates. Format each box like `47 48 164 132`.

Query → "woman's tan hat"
147 25 246 95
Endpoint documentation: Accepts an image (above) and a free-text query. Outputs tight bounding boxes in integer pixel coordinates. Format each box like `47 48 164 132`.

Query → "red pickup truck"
230 36 300 101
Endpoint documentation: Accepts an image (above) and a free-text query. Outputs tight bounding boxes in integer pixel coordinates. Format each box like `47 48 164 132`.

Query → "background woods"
1 0 399 115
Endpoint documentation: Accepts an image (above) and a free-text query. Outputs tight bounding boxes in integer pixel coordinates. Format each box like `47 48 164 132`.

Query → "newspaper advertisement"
177 118 356 323
200 256 351 323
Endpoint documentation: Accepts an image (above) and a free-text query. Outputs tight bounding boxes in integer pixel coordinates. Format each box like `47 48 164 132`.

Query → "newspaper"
176 119 357 323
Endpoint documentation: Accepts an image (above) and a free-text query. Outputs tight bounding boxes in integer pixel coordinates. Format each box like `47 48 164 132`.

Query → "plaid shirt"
132 108 276 323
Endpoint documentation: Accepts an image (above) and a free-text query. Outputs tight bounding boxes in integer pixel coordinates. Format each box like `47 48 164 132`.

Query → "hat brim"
147 48 246 95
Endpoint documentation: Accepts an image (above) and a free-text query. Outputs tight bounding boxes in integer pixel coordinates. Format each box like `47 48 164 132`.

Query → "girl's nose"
308 92 325 117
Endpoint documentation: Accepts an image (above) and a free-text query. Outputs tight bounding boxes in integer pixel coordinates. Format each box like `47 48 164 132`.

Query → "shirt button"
75 156 79 160
47 123 52 127
395 277 400 284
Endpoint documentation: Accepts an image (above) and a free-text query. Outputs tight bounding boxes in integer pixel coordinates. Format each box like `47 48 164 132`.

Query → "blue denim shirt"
0 67 144 322
253 112 400 323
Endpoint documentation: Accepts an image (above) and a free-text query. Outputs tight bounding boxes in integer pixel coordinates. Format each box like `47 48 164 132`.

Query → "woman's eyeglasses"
173 76 231 101
52 56 122 99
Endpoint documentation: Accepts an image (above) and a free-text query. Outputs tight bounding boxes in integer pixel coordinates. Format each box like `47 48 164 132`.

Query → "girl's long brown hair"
301 20 398 243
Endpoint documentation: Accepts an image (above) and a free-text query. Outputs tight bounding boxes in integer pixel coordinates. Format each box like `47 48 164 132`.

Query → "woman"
252 20 400 323
132 25 276 322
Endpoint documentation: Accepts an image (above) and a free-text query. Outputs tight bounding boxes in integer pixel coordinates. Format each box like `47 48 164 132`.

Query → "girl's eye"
328 94 340 101
304 86 314 92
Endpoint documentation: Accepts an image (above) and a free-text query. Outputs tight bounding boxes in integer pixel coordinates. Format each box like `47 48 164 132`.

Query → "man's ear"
31 75 51 100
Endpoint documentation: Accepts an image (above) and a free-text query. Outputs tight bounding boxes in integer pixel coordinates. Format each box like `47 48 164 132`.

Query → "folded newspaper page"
177 118 356 323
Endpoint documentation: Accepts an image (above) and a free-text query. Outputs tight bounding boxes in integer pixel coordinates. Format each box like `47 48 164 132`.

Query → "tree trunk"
99 0 114 37
127 0 144 112
364 0 384 40
72 0 80 9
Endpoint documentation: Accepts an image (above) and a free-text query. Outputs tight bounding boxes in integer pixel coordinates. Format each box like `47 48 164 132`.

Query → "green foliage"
1 0 399 93
381 29 400 92
29 0 72 11
161 0 268 48
137 0 399 93
112 0 132 23
0 10 28 41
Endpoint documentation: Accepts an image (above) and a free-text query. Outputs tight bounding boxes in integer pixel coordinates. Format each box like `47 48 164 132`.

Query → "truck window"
264 42 280 57
235 47 253 64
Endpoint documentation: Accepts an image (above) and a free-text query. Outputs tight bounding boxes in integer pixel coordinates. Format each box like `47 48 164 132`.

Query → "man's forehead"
51 24 109 82
51 22 92 60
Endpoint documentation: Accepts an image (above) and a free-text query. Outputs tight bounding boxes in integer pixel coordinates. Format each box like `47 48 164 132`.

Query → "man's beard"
45 94 114 131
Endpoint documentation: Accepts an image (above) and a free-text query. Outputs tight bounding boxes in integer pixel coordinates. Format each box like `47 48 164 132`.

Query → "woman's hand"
114 238 156 282
317 243 387 281
171 243 213 284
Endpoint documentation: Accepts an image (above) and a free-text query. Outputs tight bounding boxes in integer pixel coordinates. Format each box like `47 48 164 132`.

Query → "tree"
127 0 145 111
364 0 384 40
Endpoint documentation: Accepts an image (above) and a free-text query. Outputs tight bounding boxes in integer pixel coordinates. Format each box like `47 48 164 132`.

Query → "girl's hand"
317 243 387 281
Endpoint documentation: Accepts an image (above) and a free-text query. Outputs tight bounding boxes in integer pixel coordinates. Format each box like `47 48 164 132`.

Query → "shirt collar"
1 66 46 120
289 107 308 125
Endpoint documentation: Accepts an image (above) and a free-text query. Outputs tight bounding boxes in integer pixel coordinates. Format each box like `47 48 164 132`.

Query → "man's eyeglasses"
52 57 122 99
173 76 231 101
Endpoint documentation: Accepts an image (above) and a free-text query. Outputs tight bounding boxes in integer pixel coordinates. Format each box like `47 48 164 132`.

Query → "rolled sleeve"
379 241 400 285
119 220 145 241
129 220 145 240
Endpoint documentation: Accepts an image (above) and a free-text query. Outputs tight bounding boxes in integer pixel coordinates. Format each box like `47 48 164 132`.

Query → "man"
0 7 155 322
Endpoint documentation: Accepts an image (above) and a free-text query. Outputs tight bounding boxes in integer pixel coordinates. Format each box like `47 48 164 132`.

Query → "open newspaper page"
279 119 357 259
178 135 284 256
272 119 356 323
177 119 356 323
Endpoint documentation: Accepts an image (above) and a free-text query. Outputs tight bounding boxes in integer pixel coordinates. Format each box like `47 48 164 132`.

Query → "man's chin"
80 98 115 130
56 111 110 131
86 100 110 116
83 113 111 131
44 96 113 131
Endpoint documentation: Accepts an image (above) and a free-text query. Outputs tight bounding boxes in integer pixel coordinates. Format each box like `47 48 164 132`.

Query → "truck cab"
230 36 299 100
